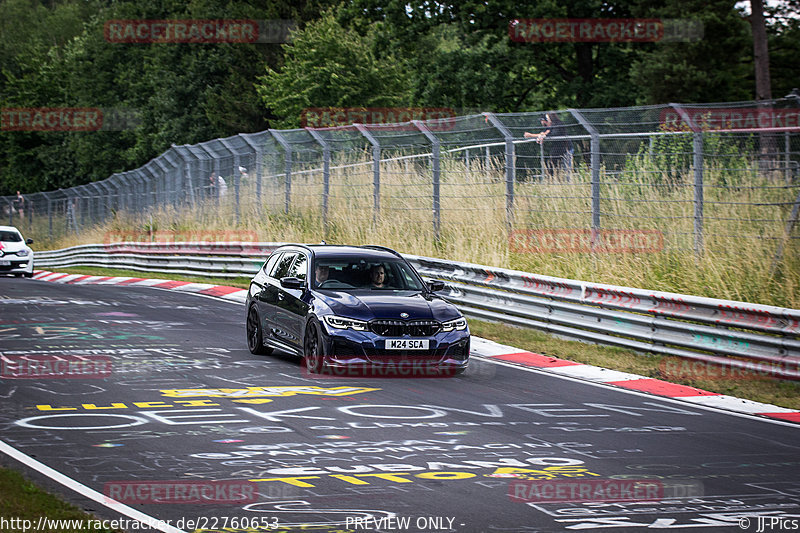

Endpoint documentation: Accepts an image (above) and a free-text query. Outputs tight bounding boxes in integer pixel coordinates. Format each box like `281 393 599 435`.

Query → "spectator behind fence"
209 173 228 198
13 191 25 219
525 112 573 178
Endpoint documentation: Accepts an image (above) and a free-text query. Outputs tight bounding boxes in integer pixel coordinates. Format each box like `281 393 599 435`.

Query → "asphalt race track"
1 276 800 533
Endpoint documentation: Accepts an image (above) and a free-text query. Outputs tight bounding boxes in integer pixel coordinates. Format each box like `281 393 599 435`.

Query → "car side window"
287 254 307 280
271 252 297 279
262 253 282 276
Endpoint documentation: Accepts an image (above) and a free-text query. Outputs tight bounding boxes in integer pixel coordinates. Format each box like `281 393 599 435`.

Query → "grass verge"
46 266 800 410
0 465 119 532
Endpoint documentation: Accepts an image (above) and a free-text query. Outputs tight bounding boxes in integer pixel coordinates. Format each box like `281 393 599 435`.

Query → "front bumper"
320 325 470 374
0 257 33 275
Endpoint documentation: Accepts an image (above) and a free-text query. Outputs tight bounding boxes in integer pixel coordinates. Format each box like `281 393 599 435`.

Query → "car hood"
317 290 461 322
0 241 30 255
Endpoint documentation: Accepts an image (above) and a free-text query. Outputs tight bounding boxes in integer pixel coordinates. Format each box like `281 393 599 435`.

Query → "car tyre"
304 322 327 374
23 272 32 278
246 306 273 355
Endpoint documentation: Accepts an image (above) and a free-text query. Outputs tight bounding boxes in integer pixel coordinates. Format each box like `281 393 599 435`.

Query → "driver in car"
315 264 329 286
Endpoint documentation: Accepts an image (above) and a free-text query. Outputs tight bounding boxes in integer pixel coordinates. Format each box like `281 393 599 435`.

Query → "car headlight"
441 317 467 332
324 315 368 331
15 250 29 257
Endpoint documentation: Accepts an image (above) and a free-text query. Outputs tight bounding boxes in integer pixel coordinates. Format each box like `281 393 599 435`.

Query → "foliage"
255 11 412 128
1 0 799 196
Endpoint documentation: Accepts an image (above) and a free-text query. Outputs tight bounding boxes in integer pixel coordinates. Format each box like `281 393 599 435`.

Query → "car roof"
0 226 22 233
275 244 402 261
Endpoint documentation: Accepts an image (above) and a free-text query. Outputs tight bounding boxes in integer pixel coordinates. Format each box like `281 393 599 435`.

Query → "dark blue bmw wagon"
245 244 470 375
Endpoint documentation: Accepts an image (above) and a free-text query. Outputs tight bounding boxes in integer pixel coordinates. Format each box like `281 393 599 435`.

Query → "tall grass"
23 149 799 308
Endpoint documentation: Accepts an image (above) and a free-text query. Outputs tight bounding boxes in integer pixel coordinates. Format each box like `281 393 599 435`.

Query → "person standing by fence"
13 191 25 220
525 112 573 178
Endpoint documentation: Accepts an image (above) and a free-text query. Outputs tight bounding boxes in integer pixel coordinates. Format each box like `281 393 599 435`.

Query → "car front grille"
369 319 441 337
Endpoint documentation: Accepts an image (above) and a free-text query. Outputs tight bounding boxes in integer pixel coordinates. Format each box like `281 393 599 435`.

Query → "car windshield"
313 257 425 291
0 231 22 242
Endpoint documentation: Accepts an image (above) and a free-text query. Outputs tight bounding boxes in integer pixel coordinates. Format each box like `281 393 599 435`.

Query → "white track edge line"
32 271 800 427
0 439 186 533
472 355 800 429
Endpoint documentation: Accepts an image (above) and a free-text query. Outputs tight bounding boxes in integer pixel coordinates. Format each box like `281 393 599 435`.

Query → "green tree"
256 11 412 128
628 0 752 104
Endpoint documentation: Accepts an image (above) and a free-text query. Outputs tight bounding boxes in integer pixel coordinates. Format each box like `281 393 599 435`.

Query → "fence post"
413 120 441 241
770 185 800 274
270 130 292 215
671 104 704 255
569 109 600 238
96 182 110 224
219 139 241 225
307 129 331 235
483 113 515 230
240 134 263 217
354 124 382 224
786 131 791 182
693 131 704 255
45 192 53 239
669 104 704 256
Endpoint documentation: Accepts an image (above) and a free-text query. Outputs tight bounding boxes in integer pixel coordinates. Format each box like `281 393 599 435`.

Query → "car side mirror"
280 277 305 290
26 238 33 245
427 280 445 292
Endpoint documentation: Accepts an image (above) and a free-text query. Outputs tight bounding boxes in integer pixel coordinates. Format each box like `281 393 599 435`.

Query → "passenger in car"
369 264 386 288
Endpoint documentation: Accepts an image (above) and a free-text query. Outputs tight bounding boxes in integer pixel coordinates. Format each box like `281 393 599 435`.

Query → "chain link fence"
4 98 800 260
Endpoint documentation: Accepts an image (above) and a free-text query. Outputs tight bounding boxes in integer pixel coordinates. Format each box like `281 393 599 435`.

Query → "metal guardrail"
34 242 800 379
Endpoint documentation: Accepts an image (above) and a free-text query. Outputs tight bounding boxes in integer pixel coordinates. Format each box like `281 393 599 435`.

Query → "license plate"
0 260 10 266
386 339 429 350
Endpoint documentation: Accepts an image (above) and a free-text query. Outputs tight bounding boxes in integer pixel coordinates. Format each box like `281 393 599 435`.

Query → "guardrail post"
307 129 331 234
569 109 601 239
483 113 515 230
354 124 381 223
270 130 292 215
413 120 441 241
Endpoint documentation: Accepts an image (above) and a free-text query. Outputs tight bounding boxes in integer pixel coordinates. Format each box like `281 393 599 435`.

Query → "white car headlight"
324 315 368 331
441 317 467 332
15 249 30 257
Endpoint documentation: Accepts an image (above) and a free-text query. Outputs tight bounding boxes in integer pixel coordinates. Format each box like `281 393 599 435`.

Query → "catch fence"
4 98 800 260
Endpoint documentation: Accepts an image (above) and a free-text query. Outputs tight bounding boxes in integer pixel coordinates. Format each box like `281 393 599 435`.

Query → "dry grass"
24 152 799 308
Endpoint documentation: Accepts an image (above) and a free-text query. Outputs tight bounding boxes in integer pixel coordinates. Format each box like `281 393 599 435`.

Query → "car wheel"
23 272 33 278
246 306 273 355
304 322 327 374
